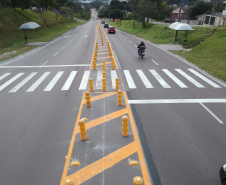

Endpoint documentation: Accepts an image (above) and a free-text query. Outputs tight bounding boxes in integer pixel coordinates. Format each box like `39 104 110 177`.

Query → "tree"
41 0 58 11
213 1 224 12
188 1 212 19
110 0 120 8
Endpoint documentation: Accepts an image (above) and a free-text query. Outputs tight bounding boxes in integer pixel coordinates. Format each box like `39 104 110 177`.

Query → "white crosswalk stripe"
27 72 50 92
188 69 221 88
123 70 136 89
0 73 24 91
44 71 64 91
96 70 103 89
9 72 37 93
0 68 223 93
175 69 204 88
163 69 188 88
79 71 90 90
149 70 171 88
136 70 153 88
62 71 77 91
111 70 117 89
0 73 11 81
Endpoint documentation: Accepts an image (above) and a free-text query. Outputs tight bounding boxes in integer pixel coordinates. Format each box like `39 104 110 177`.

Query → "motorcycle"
136 44 146 59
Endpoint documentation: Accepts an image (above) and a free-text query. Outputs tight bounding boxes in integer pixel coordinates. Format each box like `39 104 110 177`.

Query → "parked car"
108 27 115 33
101 20 105 24
104 23 109 28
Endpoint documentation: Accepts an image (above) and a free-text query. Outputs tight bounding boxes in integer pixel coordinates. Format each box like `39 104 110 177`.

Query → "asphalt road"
0 9 226 185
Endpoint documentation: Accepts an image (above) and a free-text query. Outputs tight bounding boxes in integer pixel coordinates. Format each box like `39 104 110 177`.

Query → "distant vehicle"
104 23 109 28
108 27 115 33
96 18 98 20
101 20 105 24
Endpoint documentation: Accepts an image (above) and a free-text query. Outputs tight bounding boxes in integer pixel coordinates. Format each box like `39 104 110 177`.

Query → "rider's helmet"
141 41 144 44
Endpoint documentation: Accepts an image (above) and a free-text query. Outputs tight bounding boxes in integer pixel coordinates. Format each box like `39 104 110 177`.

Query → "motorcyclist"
137 41 145 55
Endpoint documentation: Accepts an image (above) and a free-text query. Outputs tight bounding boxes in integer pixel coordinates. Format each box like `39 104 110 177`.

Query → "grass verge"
107 20 152 34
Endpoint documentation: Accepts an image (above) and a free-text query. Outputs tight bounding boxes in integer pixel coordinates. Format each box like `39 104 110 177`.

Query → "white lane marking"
129 40 132 43
111 70 117 89
44 71 64 91
0 65 90 68
134 44 137 47
188 69 221 88
128 99 226 104
0 73 24 91
79 71 90 90
163 69 187 88
175 69 204 88
61 71 77 90
9 72 37 93
136 70 153 88
53 52 59 57
123 70 136 89
85 35 88 37
27 72 50 92
96 70 103 89
151 59 159 65
200 103 223 124
42 61 48 66
0 73 10 81
149 70 170 88
64 35 71 38
125 37 127 39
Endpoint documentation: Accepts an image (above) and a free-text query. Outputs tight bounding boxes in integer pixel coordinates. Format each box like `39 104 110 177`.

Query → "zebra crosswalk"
0 68 222 93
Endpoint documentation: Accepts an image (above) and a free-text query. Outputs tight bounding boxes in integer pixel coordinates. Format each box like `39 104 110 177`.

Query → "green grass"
107 20 152 34
108 20 226 83
0 8 85 62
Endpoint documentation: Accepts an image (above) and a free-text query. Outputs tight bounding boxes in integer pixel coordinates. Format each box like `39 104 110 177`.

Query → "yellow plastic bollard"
64 178 74 185
103 60 105 65
89 78 93 92
133 176 143 185
116 78 119 91
102 64 105 72
118 90 122 106
109 52 112 57
122 115 128 137
79 118 88 140
102 71 106 79
85 92 91 108
93 60 96 70
102 78 106 92
111 59 115 70
95 48 97 53
102 40 103 46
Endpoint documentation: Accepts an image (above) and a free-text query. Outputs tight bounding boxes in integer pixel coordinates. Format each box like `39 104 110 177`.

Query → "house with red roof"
171 7 189 21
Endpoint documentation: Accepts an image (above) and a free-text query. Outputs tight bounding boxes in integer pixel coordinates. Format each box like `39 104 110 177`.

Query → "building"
171 7 189 21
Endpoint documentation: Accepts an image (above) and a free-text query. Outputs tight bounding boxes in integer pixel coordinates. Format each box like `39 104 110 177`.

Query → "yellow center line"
75 108 128 134
96 62 111 66
123 91 151 185
60 93 85 185
67 142 137 185
97 52 109 55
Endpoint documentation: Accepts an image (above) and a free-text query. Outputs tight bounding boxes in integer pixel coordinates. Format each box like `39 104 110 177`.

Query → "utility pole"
175 0 183 42
38 0 41 11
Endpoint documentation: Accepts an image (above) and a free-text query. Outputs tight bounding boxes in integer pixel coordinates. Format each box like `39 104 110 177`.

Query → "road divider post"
102 64 105 72
133 176 143 185
102 71 106 79
64 178 74 185
93 60 96 70
102 78 106 92
116 78 119 91
89 78 93 92
118 90 122 106
122 115 128 137
85 92 91 108
79 118 88 140
103 60 105 65
111 59 115 70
